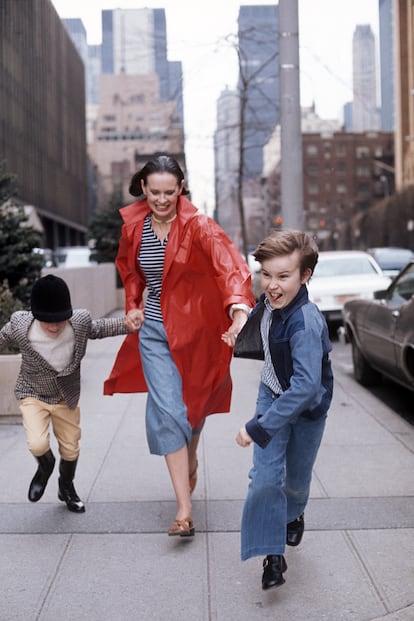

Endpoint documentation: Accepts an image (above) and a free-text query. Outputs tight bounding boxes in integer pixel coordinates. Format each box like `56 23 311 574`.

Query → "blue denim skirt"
138 319 192 456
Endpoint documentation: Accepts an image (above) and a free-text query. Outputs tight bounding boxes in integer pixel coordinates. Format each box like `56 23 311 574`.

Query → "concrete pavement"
1 331 413 620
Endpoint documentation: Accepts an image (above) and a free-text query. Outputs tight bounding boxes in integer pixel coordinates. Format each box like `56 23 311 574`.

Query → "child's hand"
236 427 253 447
125 309 145 332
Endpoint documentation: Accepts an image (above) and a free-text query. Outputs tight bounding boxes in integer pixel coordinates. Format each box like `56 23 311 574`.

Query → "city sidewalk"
0 332 413 621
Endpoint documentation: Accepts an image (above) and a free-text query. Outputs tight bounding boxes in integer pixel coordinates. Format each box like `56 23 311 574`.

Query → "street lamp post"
279 0 304 230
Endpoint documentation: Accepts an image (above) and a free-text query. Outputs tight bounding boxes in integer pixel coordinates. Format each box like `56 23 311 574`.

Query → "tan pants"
20 397 81 461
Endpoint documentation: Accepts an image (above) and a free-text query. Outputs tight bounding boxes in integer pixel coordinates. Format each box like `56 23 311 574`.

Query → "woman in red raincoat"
104 155 255 537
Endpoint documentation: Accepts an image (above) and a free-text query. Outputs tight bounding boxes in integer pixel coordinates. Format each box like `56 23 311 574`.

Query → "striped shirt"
260 297 283 395
138 215 167 322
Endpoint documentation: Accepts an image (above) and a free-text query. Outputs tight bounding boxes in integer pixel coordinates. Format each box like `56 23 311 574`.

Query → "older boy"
0 274 128 513
235 230 333 590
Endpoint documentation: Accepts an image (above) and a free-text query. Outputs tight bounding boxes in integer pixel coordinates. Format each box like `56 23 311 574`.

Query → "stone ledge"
0 353 21 417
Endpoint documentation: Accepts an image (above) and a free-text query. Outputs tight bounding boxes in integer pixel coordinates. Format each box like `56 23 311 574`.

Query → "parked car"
342 260 414 392
307 250 392 329
367 247 414 278
54 246 95 268
32 247 57 268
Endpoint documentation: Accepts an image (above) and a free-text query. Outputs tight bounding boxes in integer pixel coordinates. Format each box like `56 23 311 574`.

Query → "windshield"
314 257 378 278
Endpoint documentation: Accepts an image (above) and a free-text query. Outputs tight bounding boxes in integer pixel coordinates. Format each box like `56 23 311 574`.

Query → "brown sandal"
189 460 198 495
168 517 195 537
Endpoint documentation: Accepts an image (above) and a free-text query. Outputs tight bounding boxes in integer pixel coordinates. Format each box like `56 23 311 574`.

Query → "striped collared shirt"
260 297 283 395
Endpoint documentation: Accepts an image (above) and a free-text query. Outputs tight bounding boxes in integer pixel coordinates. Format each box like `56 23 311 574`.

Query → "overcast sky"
51 0 379 212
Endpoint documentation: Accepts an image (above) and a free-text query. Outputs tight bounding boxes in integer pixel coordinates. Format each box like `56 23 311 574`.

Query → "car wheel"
351 339 381 386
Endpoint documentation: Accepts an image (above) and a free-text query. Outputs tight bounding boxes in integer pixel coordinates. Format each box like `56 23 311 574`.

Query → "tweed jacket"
0 310 128 409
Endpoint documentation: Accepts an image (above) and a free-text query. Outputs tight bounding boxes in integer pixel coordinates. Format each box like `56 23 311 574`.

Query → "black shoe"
286 513 304 547
262 555 287 590
58 459 85 513
28 450 55 502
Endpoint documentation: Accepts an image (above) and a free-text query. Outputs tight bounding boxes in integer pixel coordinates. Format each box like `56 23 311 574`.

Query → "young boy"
0 274 128 513
235 230 333 590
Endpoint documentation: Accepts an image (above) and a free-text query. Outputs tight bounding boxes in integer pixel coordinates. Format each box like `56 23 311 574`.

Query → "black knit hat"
30 275 73 322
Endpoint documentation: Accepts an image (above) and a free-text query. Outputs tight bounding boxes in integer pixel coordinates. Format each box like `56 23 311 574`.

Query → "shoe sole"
168 527 195 537
262 576 286 590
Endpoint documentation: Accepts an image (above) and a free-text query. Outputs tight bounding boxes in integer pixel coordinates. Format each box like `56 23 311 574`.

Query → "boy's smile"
260 250 312 309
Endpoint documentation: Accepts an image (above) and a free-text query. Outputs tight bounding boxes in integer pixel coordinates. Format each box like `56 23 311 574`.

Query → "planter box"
0 353 21 417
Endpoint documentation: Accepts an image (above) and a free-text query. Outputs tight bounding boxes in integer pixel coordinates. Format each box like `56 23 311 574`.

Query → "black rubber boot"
58 459 85 513
28 449 56 502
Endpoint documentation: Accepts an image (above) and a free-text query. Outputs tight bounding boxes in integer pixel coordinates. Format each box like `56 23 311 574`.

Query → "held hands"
125 308 145 332
221 309 248 347
236 426 253 447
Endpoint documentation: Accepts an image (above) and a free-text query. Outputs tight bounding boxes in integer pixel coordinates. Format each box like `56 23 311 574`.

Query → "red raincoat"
103 195 255 429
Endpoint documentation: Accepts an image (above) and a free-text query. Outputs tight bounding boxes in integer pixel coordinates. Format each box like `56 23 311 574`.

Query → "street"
332 337 414 427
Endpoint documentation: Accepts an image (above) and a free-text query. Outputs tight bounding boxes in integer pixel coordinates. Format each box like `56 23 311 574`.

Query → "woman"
104 154 255 537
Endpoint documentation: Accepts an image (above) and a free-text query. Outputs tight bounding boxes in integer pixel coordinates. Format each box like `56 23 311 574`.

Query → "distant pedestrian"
0 274 129 513
104 154 255 538
235 230 333 590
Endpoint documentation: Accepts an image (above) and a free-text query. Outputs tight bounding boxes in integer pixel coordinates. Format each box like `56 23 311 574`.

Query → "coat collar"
257 285 309 322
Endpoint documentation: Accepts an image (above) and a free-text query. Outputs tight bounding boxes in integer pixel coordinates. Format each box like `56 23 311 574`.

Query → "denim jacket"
238 285 333 448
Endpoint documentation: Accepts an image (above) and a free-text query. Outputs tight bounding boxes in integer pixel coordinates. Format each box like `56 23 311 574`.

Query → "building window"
306 145 318 156
307 163 318 175
308 201 318 213
356 165 370 176
308 217 320 229
308 182 319 195
356 146 370 158
336 143 347 156
358 183 371 195
336 182 346 194
336 161 346 174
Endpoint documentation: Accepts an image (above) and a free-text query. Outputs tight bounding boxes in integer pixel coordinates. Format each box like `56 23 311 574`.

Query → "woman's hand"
221 309 248 347
125 308 145 332
236 427 253 447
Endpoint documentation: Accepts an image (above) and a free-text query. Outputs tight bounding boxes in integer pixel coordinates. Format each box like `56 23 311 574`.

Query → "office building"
101 8 183 124
237 5 279 178
352 25 381 131
90 73 185 206
0 0 88 247
214 87 240 240
302 130 393 240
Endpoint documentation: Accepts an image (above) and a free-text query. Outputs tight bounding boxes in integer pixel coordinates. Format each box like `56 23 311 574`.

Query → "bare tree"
216 24 279 260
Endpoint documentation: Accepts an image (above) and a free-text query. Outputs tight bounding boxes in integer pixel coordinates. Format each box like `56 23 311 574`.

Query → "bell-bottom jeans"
241 382 327 560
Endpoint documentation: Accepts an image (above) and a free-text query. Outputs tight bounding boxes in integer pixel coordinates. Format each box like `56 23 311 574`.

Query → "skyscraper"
101 8 183 124
352 24 380 131
237 5 279 178
214 87 240 238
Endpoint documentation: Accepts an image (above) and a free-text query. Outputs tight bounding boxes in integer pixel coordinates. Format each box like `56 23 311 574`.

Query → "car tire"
351 339 381 386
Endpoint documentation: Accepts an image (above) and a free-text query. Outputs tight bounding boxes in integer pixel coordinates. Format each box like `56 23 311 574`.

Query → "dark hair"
129 154 189 197
253 230 319 276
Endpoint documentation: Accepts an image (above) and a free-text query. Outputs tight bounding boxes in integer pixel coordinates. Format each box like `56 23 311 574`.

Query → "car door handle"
391 310 400 318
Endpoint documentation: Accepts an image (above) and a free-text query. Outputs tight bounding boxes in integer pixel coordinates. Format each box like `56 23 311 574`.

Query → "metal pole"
279 0 304 230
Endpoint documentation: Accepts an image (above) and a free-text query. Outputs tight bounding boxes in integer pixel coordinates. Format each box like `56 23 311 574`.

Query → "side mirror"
373 289 388 300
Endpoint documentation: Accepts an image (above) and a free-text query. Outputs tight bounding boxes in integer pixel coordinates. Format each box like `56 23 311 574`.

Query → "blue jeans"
241 383 327 560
